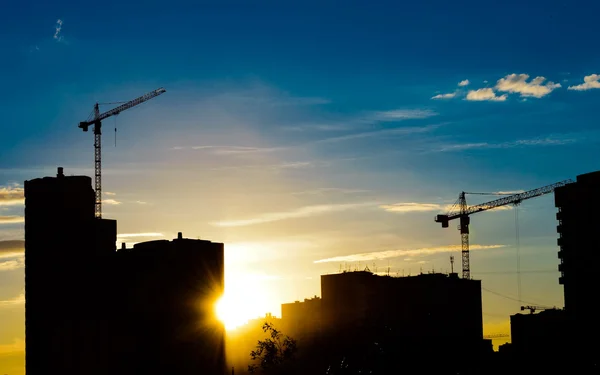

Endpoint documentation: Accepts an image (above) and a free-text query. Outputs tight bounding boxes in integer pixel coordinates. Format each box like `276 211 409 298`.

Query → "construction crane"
78 88 166 218
435 179 573 279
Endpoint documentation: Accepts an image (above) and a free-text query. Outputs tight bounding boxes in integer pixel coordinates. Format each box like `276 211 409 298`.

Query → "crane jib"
435 179 574 223
78 87 166 219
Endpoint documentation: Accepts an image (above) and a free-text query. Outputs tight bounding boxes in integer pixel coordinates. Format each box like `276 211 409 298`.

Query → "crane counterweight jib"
434 214 449 228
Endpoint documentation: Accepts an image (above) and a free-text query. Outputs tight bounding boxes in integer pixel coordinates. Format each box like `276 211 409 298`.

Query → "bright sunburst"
215 271 272 330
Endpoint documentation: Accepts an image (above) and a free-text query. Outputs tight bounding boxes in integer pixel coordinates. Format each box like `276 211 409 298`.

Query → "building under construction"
282 270 487 364
24 168 225 375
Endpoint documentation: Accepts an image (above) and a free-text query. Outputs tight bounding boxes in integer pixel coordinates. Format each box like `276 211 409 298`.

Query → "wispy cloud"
54 19 64 42
0 185 24 206
458 79 470 87
315 123 444 144
371 109 437 121
466 88 507 102
495 73 561 98
314 244 506 263
292 188 371 196
213 202 377 227
104 192 117 196
567 74 600 91
381 202 512 214
0 257 24 271
493 190 525 195
103 199 121 205
431 92 456 100
0 293 24 307
380 203 442 213
0 216 24 224
437 135 576 152
177 145 286 155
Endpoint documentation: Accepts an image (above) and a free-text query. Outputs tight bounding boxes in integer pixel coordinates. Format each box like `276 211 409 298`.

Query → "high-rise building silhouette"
24 167 116 375
24 168 225 375
555 170 600 358
113 234 225 374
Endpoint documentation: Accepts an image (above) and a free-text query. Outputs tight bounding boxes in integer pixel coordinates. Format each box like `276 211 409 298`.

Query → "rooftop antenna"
387 260 390 276
450 255 455 274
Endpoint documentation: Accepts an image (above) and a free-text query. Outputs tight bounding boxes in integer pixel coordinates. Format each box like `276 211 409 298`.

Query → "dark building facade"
24 168 225 375
510 308 567 357
113 234 225 374
281 296 322 338
24 167 116 375
320 271 483 347
554 170 600 357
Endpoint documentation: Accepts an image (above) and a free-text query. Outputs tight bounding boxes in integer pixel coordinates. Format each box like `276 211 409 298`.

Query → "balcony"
556 211 562 221
558 263 565 272
557 224 563 233
559 276 564 285
557 237 563 246
558 250 564 258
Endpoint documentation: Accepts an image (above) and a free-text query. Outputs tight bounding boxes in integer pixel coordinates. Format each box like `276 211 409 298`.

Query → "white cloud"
495 73 561 98
0 185 24 206
0 293 25 307
213 202 377 227
54 19 64 42
458 79 470 87
0 216 24 224
103 199 121 205
371 109 437 121
431 92 456 100
567 74 600 91
466 88 507 102
380 203 442 213
314 244 506 263
104 192 117 196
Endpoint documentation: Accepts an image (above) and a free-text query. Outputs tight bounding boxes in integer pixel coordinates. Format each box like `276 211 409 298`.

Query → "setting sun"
215 271 273 330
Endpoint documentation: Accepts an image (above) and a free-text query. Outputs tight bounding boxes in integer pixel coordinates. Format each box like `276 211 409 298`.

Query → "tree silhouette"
248 322 297 374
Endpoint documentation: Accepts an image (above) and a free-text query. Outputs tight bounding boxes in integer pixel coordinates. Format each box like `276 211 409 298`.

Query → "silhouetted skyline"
2 1 600 374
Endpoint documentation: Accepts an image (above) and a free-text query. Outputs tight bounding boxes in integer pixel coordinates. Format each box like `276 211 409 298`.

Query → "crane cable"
515 203 522 305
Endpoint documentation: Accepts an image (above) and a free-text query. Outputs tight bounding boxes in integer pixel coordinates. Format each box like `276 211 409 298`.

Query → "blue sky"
1 0 600 370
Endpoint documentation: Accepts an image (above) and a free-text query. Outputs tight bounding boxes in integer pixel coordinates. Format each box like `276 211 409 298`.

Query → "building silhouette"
509 308 567 357
555 170 600 359
281 270 488 371
113 234 225 374
24 167 225 375
281 296 322 338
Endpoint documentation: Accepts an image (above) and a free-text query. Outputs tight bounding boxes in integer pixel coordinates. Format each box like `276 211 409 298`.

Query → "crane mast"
435 179 574 279
79 88 166 218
